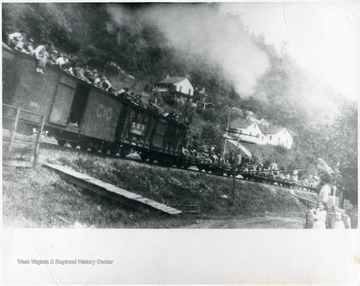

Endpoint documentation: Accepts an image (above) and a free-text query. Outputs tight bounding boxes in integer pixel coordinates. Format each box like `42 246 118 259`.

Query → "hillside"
2 146 314 228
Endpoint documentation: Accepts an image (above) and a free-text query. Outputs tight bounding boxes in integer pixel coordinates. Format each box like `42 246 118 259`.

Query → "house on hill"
264 125 294 149
228 118 294 149
153 76 194 101
229 118 267 145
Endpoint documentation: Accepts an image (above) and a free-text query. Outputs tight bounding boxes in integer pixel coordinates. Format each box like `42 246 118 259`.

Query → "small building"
264 125 293 149
229 118 267 145
154 76 194 100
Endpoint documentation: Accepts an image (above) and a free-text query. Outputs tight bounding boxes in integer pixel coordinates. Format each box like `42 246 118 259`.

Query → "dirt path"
184 216 305 229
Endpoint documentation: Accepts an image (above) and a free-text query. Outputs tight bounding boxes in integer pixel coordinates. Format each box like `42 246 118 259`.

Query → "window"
256 134 260 138
179 86 182 92
270 135 272 140
188 89 191 95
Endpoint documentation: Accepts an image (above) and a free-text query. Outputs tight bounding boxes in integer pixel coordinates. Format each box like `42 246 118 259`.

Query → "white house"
229 118 267 145
154 76 194 97
264 126 293 149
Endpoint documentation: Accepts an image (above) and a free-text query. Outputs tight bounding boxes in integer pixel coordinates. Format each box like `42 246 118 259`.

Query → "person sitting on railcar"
74 67 92 84
20 38 34 55
47 50 59 65
83 66 94 82
117 87 130 97
67 66 75 75
101 77 112 91
33 41 50 74
93 74 102 87
88 69 99 83
8 30 26 50
55 53 69 69
108 87 117 95
182 147 190 156
63 54 78 73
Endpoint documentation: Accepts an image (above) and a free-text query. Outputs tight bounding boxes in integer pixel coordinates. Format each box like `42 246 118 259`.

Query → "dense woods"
2 3 357 205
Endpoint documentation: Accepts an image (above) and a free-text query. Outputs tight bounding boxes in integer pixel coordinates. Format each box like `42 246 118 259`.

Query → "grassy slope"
2 145 315 228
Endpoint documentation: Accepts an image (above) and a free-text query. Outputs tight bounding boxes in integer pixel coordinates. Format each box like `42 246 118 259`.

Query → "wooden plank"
44 164 182 215
3 160 34 168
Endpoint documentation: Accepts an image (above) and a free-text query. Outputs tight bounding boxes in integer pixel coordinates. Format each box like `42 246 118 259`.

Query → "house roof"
263 125 285 134
263 125 297 137
159 76 187 84
230 118 254 129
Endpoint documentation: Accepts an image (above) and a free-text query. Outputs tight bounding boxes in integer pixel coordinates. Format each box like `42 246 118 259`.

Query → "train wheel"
89 141 101 153
80 142 89 151
110 145 119 156
119 149 129 158
69 142 78 149
101 146 108 154
57 139 67 146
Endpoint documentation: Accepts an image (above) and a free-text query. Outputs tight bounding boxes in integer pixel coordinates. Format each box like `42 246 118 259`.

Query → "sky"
220 2 360 102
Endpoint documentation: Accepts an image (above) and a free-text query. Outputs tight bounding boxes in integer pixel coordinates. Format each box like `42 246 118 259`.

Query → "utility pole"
232 132 241 206
223 110 231 156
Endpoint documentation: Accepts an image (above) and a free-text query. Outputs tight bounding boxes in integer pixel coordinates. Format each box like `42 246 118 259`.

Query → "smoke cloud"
106 3 270 96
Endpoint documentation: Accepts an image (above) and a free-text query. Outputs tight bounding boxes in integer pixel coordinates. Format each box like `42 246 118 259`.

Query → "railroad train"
2 43 318 192
2 43 188 166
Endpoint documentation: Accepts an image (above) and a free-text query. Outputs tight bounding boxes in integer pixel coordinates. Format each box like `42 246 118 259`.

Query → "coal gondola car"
2 43 188 165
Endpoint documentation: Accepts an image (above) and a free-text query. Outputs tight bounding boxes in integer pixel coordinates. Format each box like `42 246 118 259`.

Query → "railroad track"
40 140 231 179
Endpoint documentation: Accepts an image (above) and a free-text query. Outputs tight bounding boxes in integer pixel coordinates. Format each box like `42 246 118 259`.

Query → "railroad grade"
40 138 316 194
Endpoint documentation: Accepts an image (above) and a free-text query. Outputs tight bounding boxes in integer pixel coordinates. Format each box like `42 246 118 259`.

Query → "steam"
106 3 269 96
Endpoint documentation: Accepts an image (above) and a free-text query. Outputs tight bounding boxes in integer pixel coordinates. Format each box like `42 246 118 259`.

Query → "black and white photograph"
1 1 359 284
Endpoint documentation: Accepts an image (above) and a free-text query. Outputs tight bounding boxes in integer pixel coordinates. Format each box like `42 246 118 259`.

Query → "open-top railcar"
2 43 188 165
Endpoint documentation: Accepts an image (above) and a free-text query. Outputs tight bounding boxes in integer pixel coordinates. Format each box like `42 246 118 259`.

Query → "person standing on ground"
309 201 328 229
318 174 332 208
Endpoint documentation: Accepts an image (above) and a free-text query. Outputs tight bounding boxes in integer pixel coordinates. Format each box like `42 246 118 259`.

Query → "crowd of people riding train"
181 143 324 190
6 29 189 125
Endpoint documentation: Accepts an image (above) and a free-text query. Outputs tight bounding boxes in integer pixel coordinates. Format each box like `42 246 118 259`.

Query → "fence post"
8 107 21 153
33 115 46 166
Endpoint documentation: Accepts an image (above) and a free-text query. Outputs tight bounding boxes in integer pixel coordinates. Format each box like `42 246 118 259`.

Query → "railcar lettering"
96 104 112 121
130 122 145 136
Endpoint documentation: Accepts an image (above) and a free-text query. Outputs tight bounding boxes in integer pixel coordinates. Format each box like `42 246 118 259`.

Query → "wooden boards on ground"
44 163 182 215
